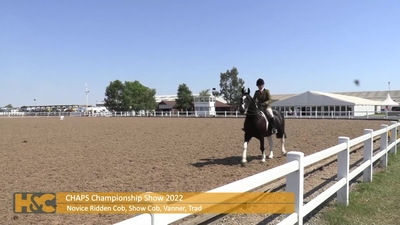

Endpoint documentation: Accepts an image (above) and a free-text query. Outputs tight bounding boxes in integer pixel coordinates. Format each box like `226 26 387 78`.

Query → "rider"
253 78 277 134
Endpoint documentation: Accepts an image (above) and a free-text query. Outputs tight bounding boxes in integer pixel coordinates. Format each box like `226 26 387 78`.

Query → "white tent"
380 93 399 106
271 91 381 107
271 91 381 116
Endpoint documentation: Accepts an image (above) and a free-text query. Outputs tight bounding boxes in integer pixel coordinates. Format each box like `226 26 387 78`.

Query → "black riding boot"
270 118 277 134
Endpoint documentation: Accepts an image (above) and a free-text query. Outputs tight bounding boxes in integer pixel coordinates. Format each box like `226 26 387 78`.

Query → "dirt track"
0 117 391 225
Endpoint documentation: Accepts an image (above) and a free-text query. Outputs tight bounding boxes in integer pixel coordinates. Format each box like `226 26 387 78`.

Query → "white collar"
259 88 265 92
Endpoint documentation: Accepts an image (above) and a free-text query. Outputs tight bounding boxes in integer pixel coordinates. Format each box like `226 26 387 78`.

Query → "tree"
104 80 125 111
175 83 193 110
123 80 157 111
219 67 245 110
211 88 220 97
199 89 211 96
5 104 13 108
104 80 157 111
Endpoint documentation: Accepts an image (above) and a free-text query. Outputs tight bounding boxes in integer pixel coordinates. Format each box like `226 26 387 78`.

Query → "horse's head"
239 87 255 115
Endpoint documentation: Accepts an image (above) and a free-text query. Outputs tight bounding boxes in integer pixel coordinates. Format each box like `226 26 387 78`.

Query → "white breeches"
266 107 274 118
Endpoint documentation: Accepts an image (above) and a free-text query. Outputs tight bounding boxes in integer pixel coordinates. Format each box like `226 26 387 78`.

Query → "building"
271 91 382 116
155 94 228 104
271 90 400 102
20 104 85 112
193 96 216 117
215 100 231 112
156 98 230 114
157 101 179 112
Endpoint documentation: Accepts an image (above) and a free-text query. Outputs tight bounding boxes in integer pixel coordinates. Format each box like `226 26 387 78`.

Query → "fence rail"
1 110 400 120
114 121 400 225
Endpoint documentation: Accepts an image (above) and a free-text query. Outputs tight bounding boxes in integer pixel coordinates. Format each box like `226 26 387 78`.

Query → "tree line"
104 67 245 111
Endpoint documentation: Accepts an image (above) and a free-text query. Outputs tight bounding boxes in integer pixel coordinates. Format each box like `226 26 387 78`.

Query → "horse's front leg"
260 137 266 162
242 134 252 163
267 136 274 159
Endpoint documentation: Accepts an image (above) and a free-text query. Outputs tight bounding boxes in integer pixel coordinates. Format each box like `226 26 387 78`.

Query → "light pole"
85 84 89 115
388 81 391 92
33 98 36 114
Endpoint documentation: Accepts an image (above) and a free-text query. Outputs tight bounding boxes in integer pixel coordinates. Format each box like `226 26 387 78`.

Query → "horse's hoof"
240 162 247 167
282 151 287 156
261 159 266 163
268 156 273 159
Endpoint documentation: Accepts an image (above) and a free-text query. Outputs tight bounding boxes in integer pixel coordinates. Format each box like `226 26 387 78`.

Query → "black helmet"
256 78 265 86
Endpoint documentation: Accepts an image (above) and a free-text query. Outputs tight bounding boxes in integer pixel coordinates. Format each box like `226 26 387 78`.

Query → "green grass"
371 113 385 116
321 146 400 225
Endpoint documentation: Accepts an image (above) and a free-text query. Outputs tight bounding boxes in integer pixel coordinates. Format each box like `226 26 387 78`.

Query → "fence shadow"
191 156 262 167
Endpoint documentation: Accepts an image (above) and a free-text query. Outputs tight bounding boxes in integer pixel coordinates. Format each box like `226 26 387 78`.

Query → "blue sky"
1 0 400 107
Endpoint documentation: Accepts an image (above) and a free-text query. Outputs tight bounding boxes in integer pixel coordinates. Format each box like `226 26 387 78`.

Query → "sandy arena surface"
0 117 392 225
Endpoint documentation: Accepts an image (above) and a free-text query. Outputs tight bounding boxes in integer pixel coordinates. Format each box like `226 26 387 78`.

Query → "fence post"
140 192 166 225
286 151 304 225
337 137 350 206
186 111 188 117
363 129 373 182
235 111 238 117
390 121 398 154
380 124 389 168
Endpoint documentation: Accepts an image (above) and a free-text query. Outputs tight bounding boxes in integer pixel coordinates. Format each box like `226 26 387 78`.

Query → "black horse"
238 87 287 163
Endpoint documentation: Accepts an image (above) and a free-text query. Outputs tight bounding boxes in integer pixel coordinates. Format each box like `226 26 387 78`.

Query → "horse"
238 87 287 163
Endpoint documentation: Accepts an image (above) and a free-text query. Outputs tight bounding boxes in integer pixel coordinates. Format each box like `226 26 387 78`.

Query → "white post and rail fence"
115 121 400 225
1 110 400 120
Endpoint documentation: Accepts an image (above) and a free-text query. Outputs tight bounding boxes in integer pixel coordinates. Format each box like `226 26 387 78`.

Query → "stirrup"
272 128 277 133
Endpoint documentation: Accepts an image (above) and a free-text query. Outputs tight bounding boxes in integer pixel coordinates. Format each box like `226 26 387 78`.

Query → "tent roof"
380 93 399 106
271 91 381 107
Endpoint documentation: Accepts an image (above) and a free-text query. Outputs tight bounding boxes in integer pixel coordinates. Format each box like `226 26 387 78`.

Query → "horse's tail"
276 110 287 139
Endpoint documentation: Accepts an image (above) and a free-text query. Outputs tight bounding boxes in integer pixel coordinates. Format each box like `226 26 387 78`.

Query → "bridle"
241 94 260 116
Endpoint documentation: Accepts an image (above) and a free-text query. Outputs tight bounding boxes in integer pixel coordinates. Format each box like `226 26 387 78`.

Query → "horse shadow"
190 155 262 168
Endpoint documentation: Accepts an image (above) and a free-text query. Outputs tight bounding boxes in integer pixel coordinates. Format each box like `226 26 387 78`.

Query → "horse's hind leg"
260 137 266 162
281 134 287 156
242 133 252 163
267 136 274 159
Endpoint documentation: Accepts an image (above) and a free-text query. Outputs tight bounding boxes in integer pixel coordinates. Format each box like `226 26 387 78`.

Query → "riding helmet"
256 78 265 86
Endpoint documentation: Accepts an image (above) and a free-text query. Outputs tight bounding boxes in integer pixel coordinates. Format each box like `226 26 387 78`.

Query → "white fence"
114 121 400 225
1 110 399 120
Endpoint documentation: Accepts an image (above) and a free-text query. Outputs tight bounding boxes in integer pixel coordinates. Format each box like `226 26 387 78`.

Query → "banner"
14 192 295 214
